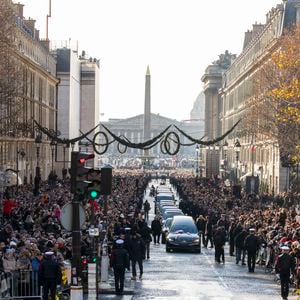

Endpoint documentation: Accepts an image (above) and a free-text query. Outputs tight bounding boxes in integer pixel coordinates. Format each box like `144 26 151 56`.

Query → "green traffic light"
89 190 99 199
92 257 97 263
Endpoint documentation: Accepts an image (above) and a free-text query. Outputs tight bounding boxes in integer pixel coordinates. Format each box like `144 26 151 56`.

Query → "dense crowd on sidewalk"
0 171 151 279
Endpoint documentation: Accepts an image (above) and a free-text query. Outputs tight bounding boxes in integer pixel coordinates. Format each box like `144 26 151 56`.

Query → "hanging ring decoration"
117 135 129 154
160 139 168 155
93 131 109 155
164 131 180 155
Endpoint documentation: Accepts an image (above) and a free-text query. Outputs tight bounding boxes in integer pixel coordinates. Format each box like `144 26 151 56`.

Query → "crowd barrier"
0 265 71 300
0 270 42 299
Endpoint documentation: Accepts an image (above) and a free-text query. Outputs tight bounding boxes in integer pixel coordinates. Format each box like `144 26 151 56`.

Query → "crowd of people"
0 170 151 298
171 175 300 299
1 168 300 299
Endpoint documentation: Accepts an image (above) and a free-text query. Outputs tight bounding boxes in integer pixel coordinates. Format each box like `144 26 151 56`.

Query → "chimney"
34 29 40 40
13 3 24 18
243 30 253 50
23 18 36 35
252 23 264 39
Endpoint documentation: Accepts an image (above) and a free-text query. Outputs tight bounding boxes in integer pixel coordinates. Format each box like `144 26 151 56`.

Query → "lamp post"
223 140 228 179
199 145 203 178
16 147 26 193
195 145 199 178
34 133 42 196
50 140 56 171
234 139 241 183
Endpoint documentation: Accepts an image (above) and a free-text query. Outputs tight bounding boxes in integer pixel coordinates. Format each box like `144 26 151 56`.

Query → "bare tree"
0 0 24 135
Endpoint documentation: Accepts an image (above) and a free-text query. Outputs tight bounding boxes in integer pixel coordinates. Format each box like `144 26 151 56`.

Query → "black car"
166 216 200 253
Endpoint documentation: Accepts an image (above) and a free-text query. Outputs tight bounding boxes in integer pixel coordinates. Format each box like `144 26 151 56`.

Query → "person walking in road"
143 200 151 221
196 215 206 247
110 239 130 295
129 231 145 280
39 251 62 300
244 228 259 273
275 245 296 300
213 227 226 263
205 215 214 248
139 221 152 259
151 216 162 245
235 227 247 265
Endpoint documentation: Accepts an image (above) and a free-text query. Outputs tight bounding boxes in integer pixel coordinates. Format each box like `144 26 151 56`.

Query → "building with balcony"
0 1 59 184
220 0 300 193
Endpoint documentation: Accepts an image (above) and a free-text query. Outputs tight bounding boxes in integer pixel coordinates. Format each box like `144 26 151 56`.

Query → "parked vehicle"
161 217 174 244
162 209 183 220
166 216 200 253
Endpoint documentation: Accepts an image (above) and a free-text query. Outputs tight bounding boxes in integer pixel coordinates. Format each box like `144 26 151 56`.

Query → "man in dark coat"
143 200 151 221
139 221 152 259
235 227 247 265
205 216 214 248
110 239 130 295
196 215 207 247
129 232 145 280
151 216 162 245
39 252 62 300
275 246 296 300
213 227 226 263
228 220 237 256
244 228 259 272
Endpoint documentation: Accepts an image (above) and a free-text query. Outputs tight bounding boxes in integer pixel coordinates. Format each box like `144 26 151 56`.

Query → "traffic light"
101 165 112 195
87 169 101 199
70 152 95 194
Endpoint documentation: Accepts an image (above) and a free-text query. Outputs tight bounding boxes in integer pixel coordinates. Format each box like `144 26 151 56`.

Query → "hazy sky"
20 0 281 121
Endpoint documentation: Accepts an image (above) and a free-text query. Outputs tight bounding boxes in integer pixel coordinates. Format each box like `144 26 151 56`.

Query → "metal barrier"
0 270 42 299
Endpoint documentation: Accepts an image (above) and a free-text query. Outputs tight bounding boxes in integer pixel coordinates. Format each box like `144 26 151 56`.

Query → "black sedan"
166 216 201 253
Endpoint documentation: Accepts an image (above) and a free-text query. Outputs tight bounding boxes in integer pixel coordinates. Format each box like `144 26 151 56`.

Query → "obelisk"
143 65 151 143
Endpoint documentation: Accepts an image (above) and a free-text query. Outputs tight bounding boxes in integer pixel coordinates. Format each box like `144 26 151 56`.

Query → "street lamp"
234 139 241 183
195 145 199 178
34 132 42 196
50 140 56 171
16 148 26 193
223 140 228 179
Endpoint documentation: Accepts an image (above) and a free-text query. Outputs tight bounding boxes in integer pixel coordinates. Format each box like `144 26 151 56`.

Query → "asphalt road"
99 180 298 300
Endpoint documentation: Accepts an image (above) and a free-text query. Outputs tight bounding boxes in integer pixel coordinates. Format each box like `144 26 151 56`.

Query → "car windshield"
170 223 198 234
164 211 183 218
165 218 173 228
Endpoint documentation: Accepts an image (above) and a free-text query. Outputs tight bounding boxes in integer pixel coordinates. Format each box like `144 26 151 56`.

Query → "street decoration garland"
33 119 240 156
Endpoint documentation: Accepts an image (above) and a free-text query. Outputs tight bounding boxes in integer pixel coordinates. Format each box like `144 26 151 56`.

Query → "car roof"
172 215 194 223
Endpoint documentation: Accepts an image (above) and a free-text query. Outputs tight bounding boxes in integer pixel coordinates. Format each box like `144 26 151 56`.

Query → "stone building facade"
54 46 100 172
220 0 300 193
0 2 59 183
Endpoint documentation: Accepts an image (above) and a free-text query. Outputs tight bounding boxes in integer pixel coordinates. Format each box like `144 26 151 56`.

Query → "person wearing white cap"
39 250 62 300
110 239 129 295
275 245 296 300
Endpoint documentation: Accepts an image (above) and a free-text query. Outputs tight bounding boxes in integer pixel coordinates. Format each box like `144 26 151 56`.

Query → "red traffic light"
82 258 88 265
79 158 86 164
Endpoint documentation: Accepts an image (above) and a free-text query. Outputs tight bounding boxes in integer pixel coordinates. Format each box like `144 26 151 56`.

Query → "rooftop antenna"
46 0 51 40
